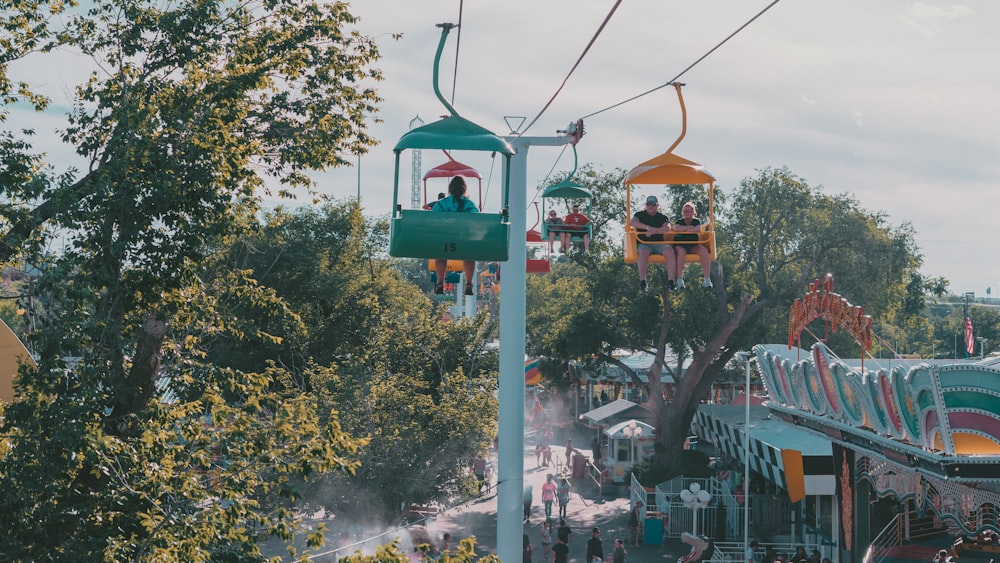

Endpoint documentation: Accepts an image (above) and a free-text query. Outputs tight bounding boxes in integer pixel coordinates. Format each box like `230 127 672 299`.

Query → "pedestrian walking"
628 500 644 546
472 456 487 493
523 484 534 523
557 519 571 546
586 527 604 563
541 474 557 520
612 538 627 563
590 436 603 466
556 478 571 519
540 519 553 561
523 534 533 563
552 536 569 563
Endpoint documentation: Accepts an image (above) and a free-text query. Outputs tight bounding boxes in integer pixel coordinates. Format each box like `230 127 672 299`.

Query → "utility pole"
495 122 582 563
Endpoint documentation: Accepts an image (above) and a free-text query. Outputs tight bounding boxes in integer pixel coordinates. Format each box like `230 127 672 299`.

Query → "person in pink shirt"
541 474 558 521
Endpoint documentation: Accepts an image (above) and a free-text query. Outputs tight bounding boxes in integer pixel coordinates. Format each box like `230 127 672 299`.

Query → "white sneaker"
676 278 686 289
702 277 713 288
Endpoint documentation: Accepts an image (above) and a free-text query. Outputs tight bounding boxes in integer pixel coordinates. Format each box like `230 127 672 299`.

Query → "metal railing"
862 512 903 563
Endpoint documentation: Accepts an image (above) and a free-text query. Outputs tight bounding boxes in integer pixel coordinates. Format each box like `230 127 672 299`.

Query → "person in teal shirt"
432 176 478 296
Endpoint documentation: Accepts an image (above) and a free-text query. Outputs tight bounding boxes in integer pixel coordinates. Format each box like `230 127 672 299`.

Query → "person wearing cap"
545 209 566 253
586 527 604 563
562 204 591 252
672 201 713 288
630 195 678 292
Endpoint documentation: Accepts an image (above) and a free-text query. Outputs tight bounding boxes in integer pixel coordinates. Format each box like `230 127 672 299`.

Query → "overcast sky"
7 0 999 299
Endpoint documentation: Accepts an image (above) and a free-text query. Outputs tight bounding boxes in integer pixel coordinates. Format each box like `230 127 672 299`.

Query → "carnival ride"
389 23 513 263
423 153 489 283
624 83 716 266
526 202 552 275
541 142 593 256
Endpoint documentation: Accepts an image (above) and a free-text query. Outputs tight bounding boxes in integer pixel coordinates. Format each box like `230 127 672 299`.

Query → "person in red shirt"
562 204 590 252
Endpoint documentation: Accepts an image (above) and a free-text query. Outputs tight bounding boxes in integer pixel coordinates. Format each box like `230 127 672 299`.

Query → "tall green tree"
0 0 384 559
206 203 500 523
528 166 928 477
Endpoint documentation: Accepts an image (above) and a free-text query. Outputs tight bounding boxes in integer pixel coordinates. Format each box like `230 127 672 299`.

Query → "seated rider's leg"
662 245 676 280
434 259 448 285
697 244 711 277
637 245 651 279
674 246 688 280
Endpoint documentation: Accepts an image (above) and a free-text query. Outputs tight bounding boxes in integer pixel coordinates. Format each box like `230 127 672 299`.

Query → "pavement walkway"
420 416 688 563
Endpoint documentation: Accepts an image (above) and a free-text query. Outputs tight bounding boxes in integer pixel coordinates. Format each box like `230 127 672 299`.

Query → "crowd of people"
522 523 627 563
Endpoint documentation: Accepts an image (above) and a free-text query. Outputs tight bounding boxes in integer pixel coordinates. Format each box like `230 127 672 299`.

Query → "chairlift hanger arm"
433 23 461 118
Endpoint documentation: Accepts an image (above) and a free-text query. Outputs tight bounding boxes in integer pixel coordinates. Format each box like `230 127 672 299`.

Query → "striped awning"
696 405 835 497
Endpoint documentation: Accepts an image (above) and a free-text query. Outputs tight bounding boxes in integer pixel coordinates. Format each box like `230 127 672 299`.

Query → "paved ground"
261 397 689 562
419 418 688 563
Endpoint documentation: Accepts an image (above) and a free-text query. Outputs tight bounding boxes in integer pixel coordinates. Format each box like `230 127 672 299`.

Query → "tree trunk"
109 314 167 435
648 266 753 475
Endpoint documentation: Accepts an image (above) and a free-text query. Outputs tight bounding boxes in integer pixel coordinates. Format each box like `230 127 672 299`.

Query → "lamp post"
735 352 753 559
622 421 643 465
680 482 711 536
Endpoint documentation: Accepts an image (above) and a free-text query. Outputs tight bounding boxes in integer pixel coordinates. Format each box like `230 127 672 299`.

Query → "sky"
6 0 1000 298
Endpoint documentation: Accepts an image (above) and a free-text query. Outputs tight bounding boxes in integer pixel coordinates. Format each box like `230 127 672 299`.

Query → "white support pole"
736 352 752 558
464 266 477 318
496 132 574 563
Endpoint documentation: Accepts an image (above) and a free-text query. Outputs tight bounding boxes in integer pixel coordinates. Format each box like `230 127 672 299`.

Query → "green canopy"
395 115 513 155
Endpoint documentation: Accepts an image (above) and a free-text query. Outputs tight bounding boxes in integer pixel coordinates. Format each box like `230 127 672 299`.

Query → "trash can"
572 453 587 479
643 516 663 545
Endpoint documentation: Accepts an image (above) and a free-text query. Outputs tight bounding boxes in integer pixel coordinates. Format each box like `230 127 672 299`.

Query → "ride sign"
787 273 873 353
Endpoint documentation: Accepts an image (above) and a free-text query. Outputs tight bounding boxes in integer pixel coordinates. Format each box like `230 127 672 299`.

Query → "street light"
735 352 754 559
680 482 711 535
622 421 643 465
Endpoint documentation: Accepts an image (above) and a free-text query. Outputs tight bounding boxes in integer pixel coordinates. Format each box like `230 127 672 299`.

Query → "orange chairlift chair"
624 82 716 265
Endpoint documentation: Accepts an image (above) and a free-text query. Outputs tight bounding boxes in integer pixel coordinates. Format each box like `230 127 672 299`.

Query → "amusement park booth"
604 419 655 484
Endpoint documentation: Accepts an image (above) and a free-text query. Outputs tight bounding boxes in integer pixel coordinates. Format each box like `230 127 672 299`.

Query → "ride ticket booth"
604 419 655 484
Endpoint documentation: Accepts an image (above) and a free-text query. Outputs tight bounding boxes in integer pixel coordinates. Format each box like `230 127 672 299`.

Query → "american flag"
964 316 974 357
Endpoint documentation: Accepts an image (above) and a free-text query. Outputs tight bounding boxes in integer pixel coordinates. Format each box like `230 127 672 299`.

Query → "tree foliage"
527 166 930 477
209 203 499 523
0 0 395 559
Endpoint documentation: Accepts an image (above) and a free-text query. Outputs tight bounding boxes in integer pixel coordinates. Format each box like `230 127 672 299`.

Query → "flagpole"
963 292 975 358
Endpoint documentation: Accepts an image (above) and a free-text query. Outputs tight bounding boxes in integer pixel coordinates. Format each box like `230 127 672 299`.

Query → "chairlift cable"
450 0 464 105
482 150 496 207
515 0 624 139
528 144 570 210
581 0 781 120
